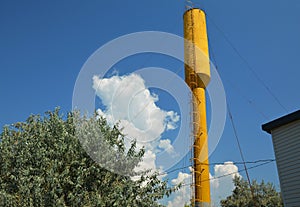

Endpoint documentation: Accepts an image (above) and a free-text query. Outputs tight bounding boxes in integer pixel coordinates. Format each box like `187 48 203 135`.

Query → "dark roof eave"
262 110 300 134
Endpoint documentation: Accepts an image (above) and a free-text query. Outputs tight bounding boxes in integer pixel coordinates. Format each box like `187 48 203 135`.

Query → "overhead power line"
227 104 258 206
178 159 274 187
147 160 274 197
206 14 288 113
209 40 269 120
227 105 252 184
158 159 275 176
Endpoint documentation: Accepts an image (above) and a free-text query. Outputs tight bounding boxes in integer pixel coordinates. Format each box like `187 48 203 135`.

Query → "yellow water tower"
184 8 211 207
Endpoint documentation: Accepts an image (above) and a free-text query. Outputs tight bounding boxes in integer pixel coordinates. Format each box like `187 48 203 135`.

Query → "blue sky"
1 0 300 205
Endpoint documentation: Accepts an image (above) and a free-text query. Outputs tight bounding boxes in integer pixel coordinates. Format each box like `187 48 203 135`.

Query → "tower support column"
184 8 211 206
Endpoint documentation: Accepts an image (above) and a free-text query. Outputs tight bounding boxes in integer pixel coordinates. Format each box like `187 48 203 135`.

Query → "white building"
262 110 300 207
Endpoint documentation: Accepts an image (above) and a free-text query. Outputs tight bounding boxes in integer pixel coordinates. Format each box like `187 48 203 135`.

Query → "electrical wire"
227 104 258 206
227 106 252 183
209 40 269 120
206 14 288 113
145 159 274 198
178 159 274 187
207 16 276 205
157 159 275 176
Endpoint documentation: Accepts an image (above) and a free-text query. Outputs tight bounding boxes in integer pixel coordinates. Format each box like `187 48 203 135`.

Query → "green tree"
0 109 177 207
220 176 283 207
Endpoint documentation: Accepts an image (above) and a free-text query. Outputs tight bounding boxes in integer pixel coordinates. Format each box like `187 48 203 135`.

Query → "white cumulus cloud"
158 139 175 154
93 73 240 206
210 162 241 206
166 162 240 207
92 73 180 174
167 171 191 207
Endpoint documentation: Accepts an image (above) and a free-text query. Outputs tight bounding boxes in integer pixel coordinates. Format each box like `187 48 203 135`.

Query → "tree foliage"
0 109 177 206
220 176 283 207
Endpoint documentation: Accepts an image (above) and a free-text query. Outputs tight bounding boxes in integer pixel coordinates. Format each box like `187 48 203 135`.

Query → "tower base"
195 202 211 207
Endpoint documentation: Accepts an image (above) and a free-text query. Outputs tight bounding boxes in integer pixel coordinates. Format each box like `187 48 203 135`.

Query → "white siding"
272 120 300 207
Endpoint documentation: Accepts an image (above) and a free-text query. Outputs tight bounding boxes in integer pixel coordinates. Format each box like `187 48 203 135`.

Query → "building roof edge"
262 110 300 134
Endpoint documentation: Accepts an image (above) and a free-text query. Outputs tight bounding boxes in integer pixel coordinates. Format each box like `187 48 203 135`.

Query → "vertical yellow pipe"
184 8 211 207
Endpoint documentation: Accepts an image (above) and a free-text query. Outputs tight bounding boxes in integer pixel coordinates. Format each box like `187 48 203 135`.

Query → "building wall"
272 120 300 206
